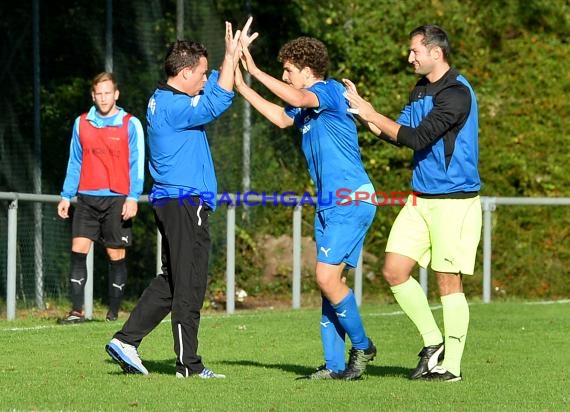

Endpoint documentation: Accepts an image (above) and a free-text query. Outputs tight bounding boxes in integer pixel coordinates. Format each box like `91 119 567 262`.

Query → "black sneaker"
106 310 118 322
296 365 342 380
341 338 377 380
57 310 85 325
420 366 462 382
408 342 444 380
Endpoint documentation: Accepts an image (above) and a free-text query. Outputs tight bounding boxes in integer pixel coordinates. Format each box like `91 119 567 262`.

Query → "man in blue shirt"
235 34 377 380
105 19 254 379
343 25 481 382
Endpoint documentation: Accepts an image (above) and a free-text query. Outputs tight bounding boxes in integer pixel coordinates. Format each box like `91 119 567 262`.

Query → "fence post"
156 229 162 275
7 200 18 320
34 203 44 309
226 205 236 314
419 267 428 295
84 244 94 320
292 205 302 309
482 197 495 303
354 252 363 306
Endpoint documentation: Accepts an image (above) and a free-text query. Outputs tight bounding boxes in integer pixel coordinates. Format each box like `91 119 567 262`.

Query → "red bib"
78 113 132 196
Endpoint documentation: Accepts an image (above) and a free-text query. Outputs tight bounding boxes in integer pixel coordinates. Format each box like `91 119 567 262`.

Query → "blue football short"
314 201 376 268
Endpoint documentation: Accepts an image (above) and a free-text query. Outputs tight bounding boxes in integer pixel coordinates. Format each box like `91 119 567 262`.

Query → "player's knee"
107 248 126 261
315 271 337 293
382 264 403 286
315 276 328 292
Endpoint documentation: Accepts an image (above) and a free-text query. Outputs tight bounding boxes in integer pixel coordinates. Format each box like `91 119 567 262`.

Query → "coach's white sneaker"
105 338 149 375
176 367 226 379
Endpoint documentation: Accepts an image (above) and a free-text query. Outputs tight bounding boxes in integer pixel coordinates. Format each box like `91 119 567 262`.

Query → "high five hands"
342 78 375 122
224 16 258 70
224 20 241 69
219 17 258 91
238 17 259 76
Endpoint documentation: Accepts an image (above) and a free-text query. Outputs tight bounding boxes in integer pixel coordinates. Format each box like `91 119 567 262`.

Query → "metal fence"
2 191 570 320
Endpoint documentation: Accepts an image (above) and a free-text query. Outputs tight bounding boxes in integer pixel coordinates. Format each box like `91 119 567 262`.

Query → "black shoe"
420 366 462 382
57 310 85 325
106 310 118 322
296 365 342 380
408 342 444 380
341 338 377 380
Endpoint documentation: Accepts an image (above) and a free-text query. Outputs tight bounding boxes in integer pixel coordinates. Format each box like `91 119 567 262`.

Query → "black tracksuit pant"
114 196 210 375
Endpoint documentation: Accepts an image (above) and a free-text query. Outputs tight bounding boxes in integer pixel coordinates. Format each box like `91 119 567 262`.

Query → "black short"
72 195 132 248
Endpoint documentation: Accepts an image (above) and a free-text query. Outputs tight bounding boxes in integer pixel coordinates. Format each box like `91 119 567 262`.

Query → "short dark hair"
164 40 208 77
410 25 451 61
91 72 117 91
277 37 329 79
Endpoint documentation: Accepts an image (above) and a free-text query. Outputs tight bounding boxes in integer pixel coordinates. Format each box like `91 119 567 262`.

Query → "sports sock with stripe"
440 292 469 377
390 276 443 347
108 258 127 314
70 251 88 312
332 289 369 350
321 296 346 373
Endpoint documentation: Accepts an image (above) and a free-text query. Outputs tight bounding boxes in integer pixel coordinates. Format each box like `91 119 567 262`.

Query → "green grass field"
1 300 568 411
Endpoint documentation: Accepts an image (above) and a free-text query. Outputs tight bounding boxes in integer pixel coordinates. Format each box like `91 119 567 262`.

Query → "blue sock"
332 289 369 350
321 296 346 372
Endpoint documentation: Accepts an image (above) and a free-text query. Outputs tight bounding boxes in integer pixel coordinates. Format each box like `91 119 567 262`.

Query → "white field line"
2 299 568 332
369 305 442 317
1 325 58 332
368 298 570 317
0 306 429 332
524 299 570 305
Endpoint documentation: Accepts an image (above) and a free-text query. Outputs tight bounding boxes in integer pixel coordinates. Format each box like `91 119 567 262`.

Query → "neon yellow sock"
390 277 443 347
440 293 469 377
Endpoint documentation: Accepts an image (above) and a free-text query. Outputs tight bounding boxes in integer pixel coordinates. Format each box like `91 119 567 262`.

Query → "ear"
91 91 96 102
302 66 313 79
114 89 120 101
430 46 442 61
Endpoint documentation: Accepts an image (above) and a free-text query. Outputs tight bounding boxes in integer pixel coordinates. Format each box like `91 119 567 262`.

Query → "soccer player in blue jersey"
343 25 481 382
105 19 255 379
235 34 377 380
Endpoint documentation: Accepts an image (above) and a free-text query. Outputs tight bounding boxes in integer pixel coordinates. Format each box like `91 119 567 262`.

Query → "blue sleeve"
307 81 336 114
284 105 302 129
284 105 300 119
397 86 471 150
60 118 83 200
169 70 235 130
128 116 145 200
396 103 412 127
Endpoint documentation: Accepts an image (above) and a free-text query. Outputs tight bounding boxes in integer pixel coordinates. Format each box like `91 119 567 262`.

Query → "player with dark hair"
343 24 481 382
57 71 145 324
105 18 255 379
235 33 377 380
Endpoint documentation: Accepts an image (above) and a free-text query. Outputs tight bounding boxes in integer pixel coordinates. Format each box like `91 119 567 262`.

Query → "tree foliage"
205 0 570 299
1 0 569 302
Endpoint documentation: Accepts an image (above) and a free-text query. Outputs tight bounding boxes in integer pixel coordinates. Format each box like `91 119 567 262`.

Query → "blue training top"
146 70 234 211
395 68 480 197
285 79 373 210
60 106 145 202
